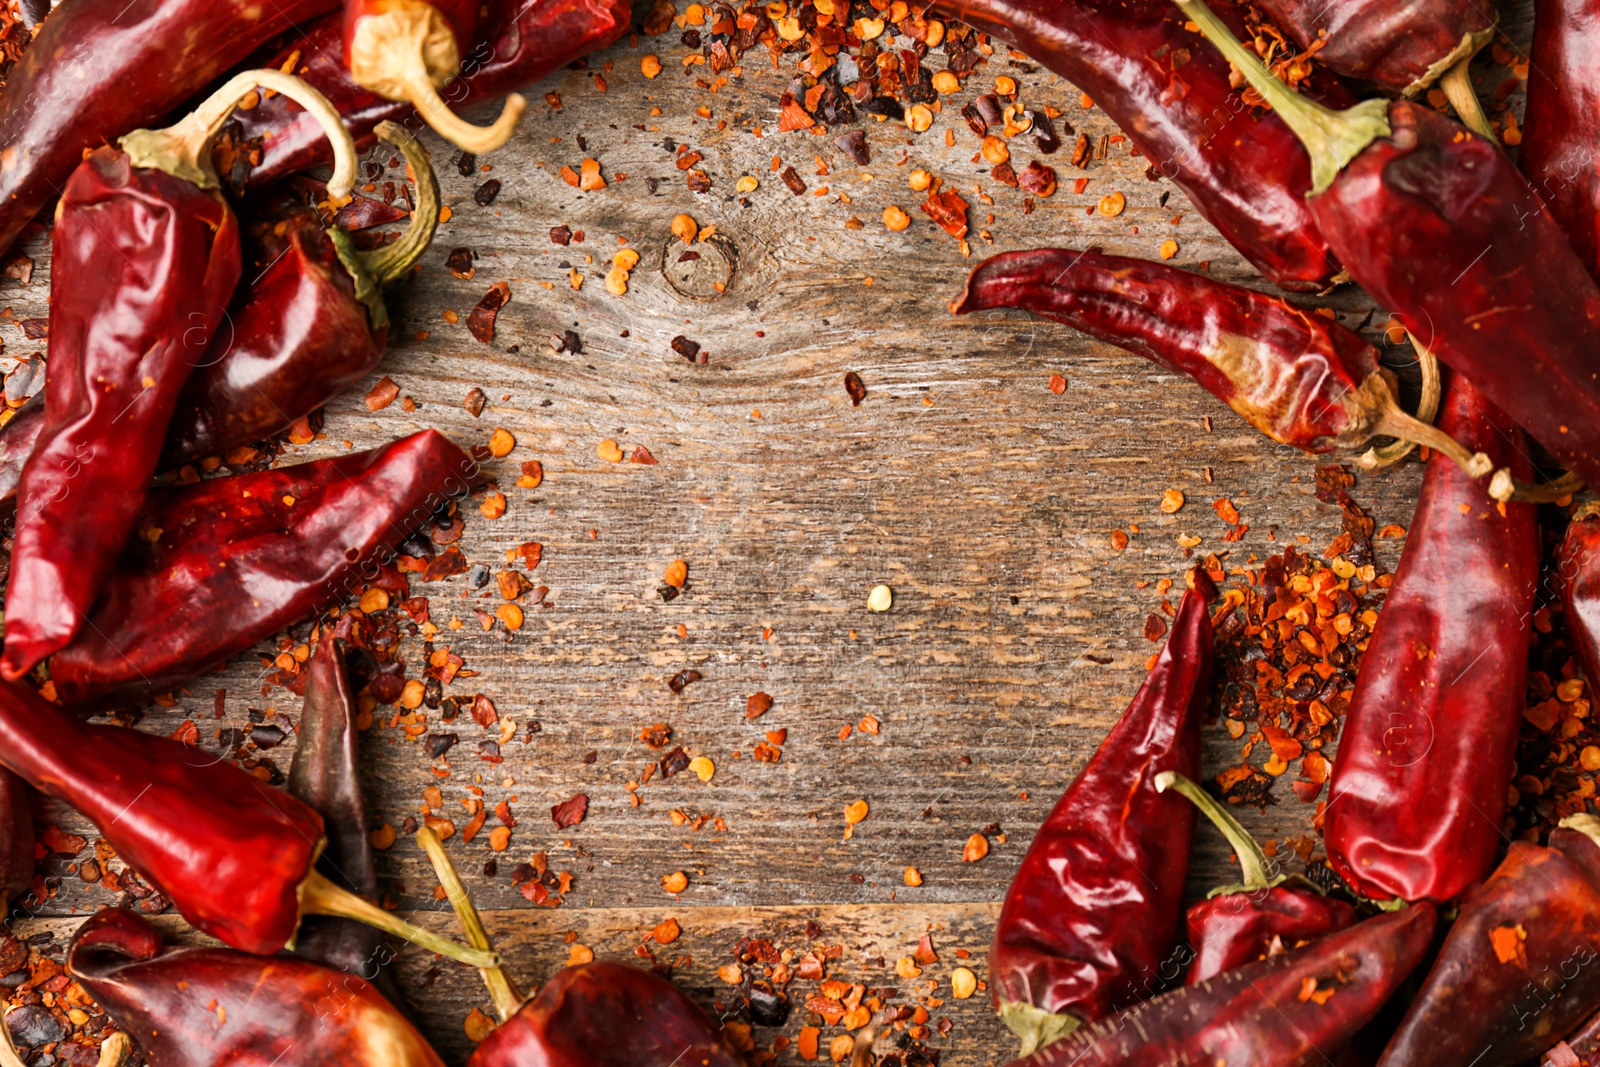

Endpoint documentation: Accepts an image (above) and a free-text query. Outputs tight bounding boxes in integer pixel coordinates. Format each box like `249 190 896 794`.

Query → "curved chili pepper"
924 0 1349 291
1154 772 1353 985
67 908 445 1065
0 675 496 967
344 0 526 152
951 248 1486 473
232 0 631 189
1377 816 1600 1067
987 587 1212 1053
49 429 478 712
1323 374 1537 903
0 70 358 682
1007 903 1436 1067
1177 0 1600 501
1521 0 1600 279
288 632 407 1011
0 0 341 259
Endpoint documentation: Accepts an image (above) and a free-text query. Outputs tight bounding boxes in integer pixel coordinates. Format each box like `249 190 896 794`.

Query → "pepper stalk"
1155 771 1326 898
334 119 444 332
417 826 526 1022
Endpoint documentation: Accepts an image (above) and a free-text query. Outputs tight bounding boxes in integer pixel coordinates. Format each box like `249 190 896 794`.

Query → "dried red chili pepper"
0 0 341 258
1324 374 1537 904
232 0 631 189
1179 0 1600 500
1561 503 1600 687
344 0 525 151
1155 772 1353 985
67 908 445 1065
163 120 440 468
952 248 1484 473
0 677 495 967
926 0 1349 291
1521 0 1600 279
1009 903 1436 1067
49 429 478 711
0 71 357 682
988 587 1212 1053
0 770 33 912
1377 816 1600 1067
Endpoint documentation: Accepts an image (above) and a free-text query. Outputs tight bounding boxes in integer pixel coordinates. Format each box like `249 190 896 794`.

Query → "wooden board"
0 2 1537 1063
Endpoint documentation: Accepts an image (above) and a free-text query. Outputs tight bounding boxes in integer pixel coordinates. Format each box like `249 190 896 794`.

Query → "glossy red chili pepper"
0 0 340 259
232 0 631 189
924 0 1349 291
1324 374 1537 903
986 586 1211 1053
0 676 496 967
1377 816 1600 1067
1179 0 1600 500
1007 903 1436 1067
0 71 358 683
951 248 1485 473
67 908 444 1066
1155 772 1353 985
1521 0 1600 279
48 429 478 712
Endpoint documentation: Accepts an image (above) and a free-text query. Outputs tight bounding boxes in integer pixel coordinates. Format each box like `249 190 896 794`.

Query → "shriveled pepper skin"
1378 831 1600 1067
1562 510 1600 686
952 249 1380 452
1011 904 1436 1067
0 769 34 908
1 148 242 680
1521 0 1600 279
925 0 1345 291
467 961 745 1067
990 590 1211 1048
233 0 630 188
68 908 444 1066
49 430 477 711
0 680 324 955
1309 101 1600 492
1324 374 1537 903
1185 888 1355 986
0 0 337 258
1250 0 1492 93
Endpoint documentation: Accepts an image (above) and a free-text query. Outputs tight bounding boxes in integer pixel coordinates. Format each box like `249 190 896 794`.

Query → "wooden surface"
0 2 1539 1063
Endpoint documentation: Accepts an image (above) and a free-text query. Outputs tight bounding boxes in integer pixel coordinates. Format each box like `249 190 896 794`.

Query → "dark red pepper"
1324 374 1537 903
1521 0 1600 279
67 907 445 1065
231 0 632 189
988 586 1212 1053
1561 504 1600 687
48 429 478 711
0 676 495 966
1155 772 1353 985
0 769 33 912
925 0 1349 291
1377 816 1600 1067
0 71 358 682
1549 1008 1600 1067
1179 0 1600 501
951 248 1486 473
1008 903 1436 1067
0 0 340 259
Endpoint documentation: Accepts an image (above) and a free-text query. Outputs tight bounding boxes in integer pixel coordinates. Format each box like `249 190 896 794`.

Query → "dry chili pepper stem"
94 1033 131 1067
1359 338 1440 468
1175 0 1390 194
360 121 443 286
1156 771 1288 896
296 867 500 968
1563 813 1600 847
416 827 525 1020
1488 467 1585 504
1437 57 1496 141
121 69 357 198
1352 371 1492 478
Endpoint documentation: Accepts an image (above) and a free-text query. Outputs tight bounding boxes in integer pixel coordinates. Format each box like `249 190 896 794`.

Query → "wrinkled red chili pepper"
0 769 33 912
1008 903 1435 1067
987 586 1212 1053
67 908 445 1065
0 0 340 258
1521 0 1600 279
925 0 1349 291
1377 816 1600 1067
232 0 631 189
0 677 495 967
49 429 478 711
1179 0 1600 501
1324 374 1537 903
0 71 358 682
344 0 525 151
1154 772 1353 985
951 248 1485 473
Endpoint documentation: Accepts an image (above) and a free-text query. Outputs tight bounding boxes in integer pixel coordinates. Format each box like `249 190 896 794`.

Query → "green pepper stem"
361 121 443 286
1173 0 1390 195
997 1001 1081 1057
1155 771 1277 893
416 826 526 1021
297 868 500 969
121 69 357 198
1438 59 1495 141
